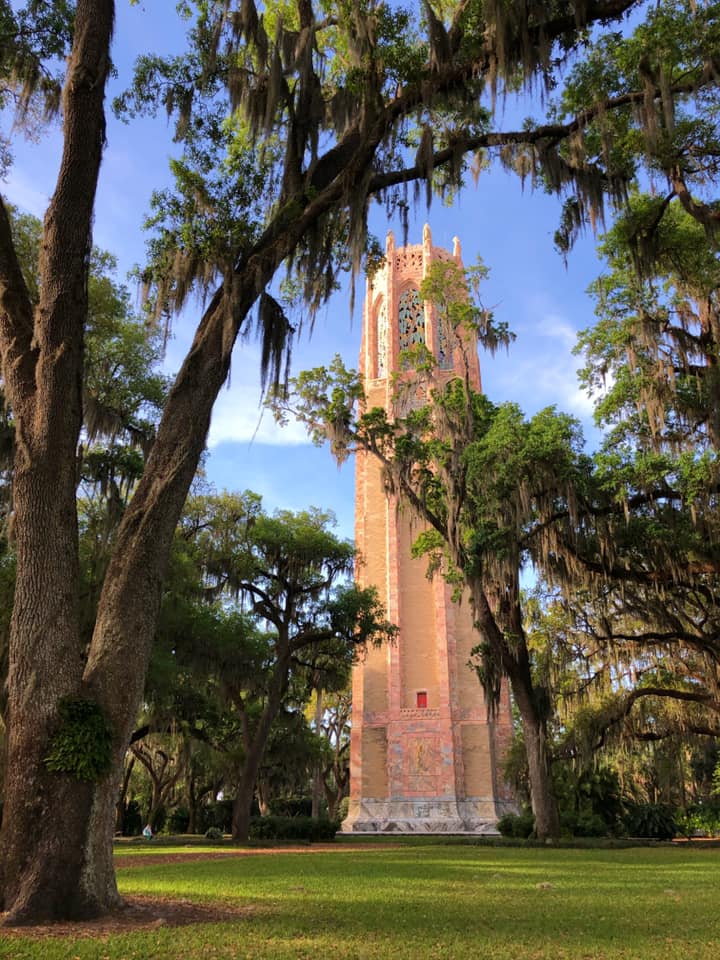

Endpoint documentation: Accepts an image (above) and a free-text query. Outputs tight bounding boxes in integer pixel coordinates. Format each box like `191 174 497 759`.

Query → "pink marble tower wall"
343 227 515 834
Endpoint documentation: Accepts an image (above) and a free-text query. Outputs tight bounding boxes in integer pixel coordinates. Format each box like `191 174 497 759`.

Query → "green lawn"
3 844 719 959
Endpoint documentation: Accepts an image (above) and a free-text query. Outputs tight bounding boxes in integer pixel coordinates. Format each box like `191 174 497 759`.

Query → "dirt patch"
1 896 254 939
2 844 402 938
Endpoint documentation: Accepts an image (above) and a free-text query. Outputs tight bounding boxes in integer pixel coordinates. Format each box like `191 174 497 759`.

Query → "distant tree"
316 687 353 821
177 493 395 841
129 735 188 833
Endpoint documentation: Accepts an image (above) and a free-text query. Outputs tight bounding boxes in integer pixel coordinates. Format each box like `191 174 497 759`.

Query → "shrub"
574 811 609 838
496 811 535 839
121 799 143 836
675 803 720 838
248 816 339 842
554 764 622 837
204 826 224 841
622 803 677 840
167 806 190 834
199 799 234 834
268 796 313 817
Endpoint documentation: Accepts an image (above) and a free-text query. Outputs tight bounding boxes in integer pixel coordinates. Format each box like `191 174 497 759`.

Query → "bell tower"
343 226 515 834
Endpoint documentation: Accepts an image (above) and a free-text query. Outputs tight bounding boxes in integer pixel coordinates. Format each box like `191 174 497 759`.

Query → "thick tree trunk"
472 587 560 842
231 662 289 842
231 774 257 844
116 756 136 834
231 730 275 842
0 0 116 924
311 688 324 819
510 675 560 841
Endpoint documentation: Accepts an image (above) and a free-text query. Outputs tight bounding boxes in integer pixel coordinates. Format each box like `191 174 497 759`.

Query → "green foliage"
418 259 515 357
204 826 224 841
44 697 113 782
267 795 312 818
622 802 678 841
166 806 191 834
579 194 720 452
676 803 720 839
248 815 338 842
554 765 623 839
496 811 535 839
549 0 720 254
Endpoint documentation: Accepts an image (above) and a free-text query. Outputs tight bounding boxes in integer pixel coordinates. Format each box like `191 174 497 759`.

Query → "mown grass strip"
2 844 719 959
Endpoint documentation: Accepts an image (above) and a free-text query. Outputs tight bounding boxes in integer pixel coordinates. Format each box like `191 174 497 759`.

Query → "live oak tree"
518 588 720 818
311 686 353 821
1 0 692 923
177 492 395 841
530 0 720 258
579 197 720 454
512 0 720 791
498 190 720 801
550 196 720 770
0 207 167 806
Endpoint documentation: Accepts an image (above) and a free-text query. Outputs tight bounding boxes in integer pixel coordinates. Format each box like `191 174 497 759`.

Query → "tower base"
341 798 516 835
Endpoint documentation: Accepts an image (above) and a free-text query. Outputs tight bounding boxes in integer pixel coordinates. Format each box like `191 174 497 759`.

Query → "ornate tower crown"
360 224 481 392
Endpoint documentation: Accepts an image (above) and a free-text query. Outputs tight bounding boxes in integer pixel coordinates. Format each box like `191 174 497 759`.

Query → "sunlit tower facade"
343 226 514 834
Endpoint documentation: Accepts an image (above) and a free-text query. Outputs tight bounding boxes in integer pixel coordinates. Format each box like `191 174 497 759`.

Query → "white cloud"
487 303 598 426
3 167 51 217
536 312 579 351
207 381 311 448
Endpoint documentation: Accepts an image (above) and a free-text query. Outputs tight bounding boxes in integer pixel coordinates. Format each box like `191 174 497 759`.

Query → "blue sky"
4 1 610 541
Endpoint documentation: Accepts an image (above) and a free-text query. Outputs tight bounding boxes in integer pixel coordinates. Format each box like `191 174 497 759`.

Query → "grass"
3 843 720 959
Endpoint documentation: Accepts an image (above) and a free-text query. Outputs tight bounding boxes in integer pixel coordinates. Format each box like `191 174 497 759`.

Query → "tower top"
361 228 480 390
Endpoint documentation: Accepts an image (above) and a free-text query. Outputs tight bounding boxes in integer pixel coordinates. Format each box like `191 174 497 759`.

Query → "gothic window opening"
376 300 388 378
398 287 425 353
437 317 454 370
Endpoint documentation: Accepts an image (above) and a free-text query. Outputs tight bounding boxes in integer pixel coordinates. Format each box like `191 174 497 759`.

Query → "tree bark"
257 780 271 816
509 670 560 841
0 0 116 924
115 755 136 834
311 687 324 819
231 775 257 845
472 588 560 841
231 657 290 842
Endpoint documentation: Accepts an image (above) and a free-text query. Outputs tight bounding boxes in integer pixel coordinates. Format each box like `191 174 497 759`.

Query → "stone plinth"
343 798 515 835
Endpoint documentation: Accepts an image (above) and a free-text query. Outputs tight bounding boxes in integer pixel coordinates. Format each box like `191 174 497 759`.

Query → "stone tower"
343 226 515 834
